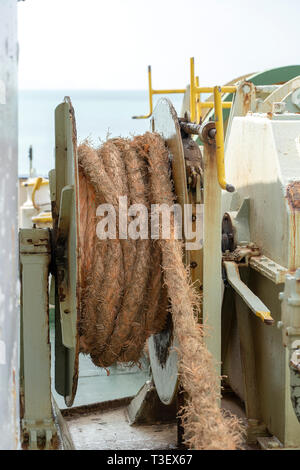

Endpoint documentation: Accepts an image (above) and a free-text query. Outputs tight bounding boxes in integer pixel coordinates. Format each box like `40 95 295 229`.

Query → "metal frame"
19 228 57 449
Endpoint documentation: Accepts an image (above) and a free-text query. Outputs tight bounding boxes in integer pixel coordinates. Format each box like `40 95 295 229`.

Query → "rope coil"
78 132 243 449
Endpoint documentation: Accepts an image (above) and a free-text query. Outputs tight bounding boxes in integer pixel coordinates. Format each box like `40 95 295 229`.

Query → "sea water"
19 90 183 177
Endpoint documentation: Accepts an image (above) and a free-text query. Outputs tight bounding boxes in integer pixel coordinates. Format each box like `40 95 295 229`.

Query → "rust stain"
242 82 252 114
287 182 300 271
287 181 300 210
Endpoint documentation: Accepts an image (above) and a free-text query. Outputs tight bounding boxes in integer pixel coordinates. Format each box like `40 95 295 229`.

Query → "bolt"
242 84 251 94
190 261 198 269
208 128 216 139
272 101 286 114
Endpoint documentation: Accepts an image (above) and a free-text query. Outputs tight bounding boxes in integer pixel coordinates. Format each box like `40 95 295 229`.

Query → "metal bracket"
250 255 287 284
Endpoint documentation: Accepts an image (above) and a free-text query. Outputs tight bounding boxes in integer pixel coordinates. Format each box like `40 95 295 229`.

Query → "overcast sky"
18 0 300 90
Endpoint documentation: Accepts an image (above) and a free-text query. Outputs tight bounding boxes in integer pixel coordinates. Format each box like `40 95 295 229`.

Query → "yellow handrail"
189 57 237 121
132 59 236 192
213 86 235 192
133 59 237 122
190 57 196 123
31 176 43 210
132 66 186 119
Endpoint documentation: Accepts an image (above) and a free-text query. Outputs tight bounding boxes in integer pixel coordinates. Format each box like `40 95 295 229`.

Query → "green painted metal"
196 65 300 146
51 97 81 407
248 65 300 86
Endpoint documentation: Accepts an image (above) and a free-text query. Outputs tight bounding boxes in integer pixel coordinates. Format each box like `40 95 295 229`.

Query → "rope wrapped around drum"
77 132 243 450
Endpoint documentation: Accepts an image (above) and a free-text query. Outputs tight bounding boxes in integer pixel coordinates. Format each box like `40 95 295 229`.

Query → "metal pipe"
132 65 186 119
195 86 237 94
190 57 196 122
196 76 201 123
179 120 216 140
214 86 235 192
199 101 232 109
152 89 186 95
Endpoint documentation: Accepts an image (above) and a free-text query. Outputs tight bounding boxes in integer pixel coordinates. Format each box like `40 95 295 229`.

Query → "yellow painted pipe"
200 101 232 109
148 65 153 116
133 58 237 120
196 76 201 123
132 65 186 119
31 176 43 210
32 213 53 224
190 57 196 122
132 66 153 119
152 89 186 95
195 86 237 94
213 86 235 193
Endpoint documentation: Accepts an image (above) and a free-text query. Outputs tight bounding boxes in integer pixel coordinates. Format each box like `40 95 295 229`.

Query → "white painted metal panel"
0 0 19 450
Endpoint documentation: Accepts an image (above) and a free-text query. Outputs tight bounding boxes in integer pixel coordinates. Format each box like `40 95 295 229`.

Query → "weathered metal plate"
149 99 189 405
148 331 179 406
52 97 81 407
200 65 300 139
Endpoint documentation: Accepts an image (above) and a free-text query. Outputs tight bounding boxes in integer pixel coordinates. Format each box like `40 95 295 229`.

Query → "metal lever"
214 86 235 193
132 66 186 119
224 261 274 325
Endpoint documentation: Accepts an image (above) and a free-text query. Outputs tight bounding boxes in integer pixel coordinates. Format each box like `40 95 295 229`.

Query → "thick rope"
77 132 243 449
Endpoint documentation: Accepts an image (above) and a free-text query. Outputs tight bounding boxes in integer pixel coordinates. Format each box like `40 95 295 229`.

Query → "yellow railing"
133 58 236 192
132 66 186 119
189 57 236 123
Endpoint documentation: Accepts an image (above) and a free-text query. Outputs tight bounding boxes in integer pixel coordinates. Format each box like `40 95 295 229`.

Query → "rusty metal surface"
287 181 300 211
0 0 19 450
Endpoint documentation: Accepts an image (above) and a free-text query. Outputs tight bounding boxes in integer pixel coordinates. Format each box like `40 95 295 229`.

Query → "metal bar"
255 85 280 94
190 57 196 122
132 65 154 119
195 85 237 94
200 101 232 109
224 261 274 325
214 86 235 192
152 89 186 94
203 136 222 379
196 76 201 123
132 65 186 119
179 120 216 139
